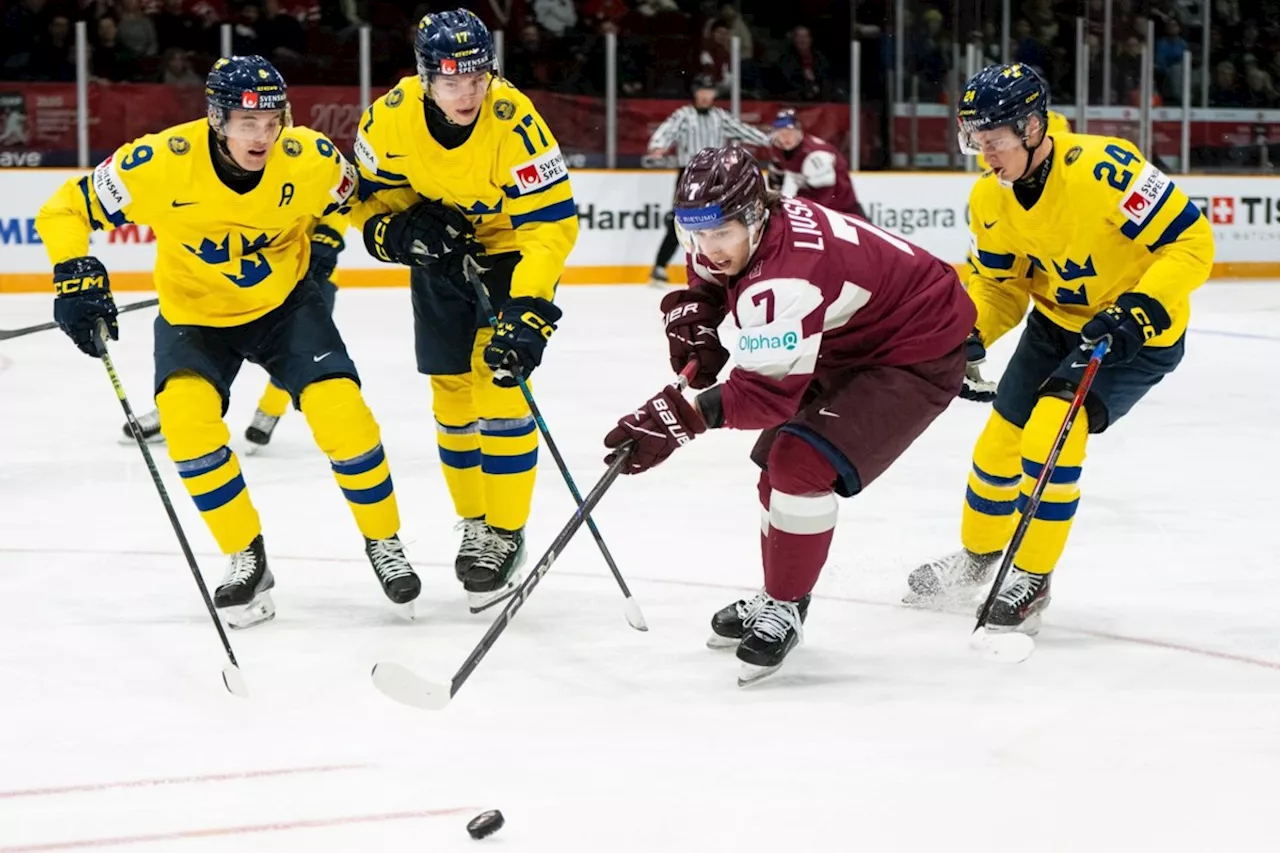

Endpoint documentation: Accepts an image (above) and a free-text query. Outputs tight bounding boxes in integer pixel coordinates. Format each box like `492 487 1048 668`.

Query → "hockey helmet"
956 62 1050 157
673 146 769 259
415 9 496 84
206 55 290 139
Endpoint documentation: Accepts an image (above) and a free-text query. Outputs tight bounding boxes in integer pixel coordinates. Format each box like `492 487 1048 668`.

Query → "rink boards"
0 169 1276 291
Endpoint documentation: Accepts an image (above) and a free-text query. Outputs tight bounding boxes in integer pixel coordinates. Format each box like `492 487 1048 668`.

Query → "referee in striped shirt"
646 75 771 286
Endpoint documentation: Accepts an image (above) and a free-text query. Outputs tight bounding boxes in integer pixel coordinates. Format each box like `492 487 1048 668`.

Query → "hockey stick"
460 254 647 632
92 320 248 697
372 362 700 710
0 297 158 341
970 335 1110 663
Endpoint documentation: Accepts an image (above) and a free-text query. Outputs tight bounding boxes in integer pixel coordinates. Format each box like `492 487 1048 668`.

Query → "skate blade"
220 591 276 630
706 634 741 650
969 627 1036 663
391 600 416 622
242 442 267 456
737 660 783 687
467 581 519 614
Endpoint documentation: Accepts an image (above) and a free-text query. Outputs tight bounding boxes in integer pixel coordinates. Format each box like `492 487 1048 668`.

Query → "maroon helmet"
673 145 767 235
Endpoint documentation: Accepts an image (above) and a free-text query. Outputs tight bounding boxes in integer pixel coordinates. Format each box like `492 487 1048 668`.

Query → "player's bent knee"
156 372 230 460
300 377 381 460
972 409 1023 472
1022 396 1089 465
431 374 476 424
766 431 838 496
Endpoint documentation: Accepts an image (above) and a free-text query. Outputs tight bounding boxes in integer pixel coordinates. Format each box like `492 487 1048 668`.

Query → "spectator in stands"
705 3 751 58
160 47 203 85
471 0 529 33
155 0 204 54
698 18 732 94
581 0 629 26
260 0 308 61
1113 34 1144 104
31 14 76 82
1155 19 1188 75
1012 18 1046 71
1244 65 1279 107
117 0 160 59
533 0 577 38
1210 60 1245 105
775 24 831 102
231 3 264 55
504 21 556 88
92 16 139 82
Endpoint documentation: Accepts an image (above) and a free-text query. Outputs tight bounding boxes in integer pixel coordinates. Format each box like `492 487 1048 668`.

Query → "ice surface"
1 283 1278 852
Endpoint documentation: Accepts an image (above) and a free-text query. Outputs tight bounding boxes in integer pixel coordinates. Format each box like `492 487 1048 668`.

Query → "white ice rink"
1 282 1277 852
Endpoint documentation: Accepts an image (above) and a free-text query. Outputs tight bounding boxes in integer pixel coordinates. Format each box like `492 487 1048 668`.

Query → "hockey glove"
53 256 116 357
363 199 476 267
661 288 730 390
306 223 345 284
959 329 997 403
603 385 706 475
483 296 563 387
1080 292 1172 364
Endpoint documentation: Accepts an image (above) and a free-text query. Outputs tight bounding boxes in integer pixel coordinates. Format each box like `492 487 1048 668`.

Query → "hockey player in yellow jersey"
350 9 578 611
117 210 350 452
905 63 1214 632
38 56 421 627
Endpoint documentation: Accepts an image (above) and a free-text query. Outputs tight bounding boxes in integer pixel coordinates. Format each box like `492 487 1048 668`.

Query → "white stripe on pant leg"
760 501 770 536
768 490 839 535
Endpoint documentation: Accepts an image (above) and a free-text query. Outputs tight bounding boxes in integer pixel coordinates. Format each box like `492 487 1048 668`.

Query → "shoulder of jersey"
124 118 205 173
488 77 536 118
373 76 422 119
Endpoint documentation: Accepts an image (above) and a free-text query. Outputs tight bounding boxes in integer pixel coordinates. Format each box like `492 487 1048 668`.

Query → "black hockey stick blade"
0 297 159 341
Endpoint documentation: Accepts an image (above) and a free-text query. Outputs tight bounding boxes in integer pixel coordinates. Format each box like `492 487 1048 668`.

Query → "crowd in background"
2 0 1279 108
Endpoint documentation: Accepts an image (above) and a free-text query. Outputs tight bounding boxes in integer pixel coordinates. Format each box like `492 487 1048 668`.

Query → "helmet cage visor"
211 105 290 140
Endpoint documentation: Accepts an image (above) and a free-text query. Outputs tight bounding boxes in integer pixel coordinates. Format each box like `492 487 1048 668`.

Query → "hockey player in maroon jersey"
603 146 975 685
767 109 863 217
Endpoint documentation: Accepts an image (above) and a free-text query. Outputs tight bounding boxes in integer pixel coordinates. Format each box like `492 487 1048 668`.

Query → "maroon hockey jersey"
769 135 859 215
686 197 975 430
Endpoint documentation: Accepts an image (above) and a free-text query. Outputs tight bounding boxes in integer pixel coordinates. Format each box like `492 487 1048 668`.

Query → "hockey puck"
467 809 505 840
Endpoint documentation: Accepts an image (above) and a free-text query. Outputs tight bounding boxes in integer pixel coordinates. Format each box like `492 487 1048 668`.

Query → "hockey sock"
157 372 261 554
475 374 538 532
300 377 400 541
256 377 291 419
1011 396 1089 574
432 374 485 520
961 410 1024 554
761 433 839 601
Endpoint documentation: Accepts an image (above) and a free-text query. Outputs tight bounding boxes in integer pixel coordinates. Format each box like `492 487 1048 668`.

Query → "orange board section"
3 263 1278 293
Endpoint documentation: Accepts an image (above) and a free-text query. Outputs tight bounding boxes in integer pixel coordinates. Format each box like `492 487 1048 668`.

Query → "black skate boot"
366 535 420 618
708 590 810 649
983 567 1052 634
463 526 526 613
214 535 275 629
454 516 489 581
243 408 280 455
736 595 806 686
121 408 164 445
903 548 1002 608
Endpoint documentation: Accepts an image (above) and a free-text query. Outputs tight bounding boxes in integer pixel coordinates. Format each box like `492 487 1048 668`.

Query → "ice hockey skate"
366 535 420 619
982 567 1052 635
736 595 806 686
119 408 164 445
903 548 1001 608
453 516 489 581
708 590 810 649
214 535 275 629
463 526 525 613
243 408 280 455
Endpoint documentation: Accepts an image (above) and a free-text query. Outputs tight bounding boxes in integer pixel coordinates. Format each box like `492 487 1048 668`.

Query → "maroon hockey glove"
603 385 707 475
660 289 729 389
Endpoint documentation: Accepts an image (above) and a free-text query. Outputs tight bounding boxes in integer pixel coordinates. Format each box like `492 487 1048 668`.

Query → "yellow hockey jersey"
350 75 578 302
37 119 358 327
976 110 1070 172
966 132 1214 348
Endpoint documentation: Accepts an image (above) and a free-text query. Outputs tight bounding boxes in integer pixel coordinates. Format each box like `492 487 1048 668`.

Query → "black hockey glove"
306 223 344 284
1080 292 1171 364
959 329 997 402
53 256 116 357
483 296 563 387
363 199 476 267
